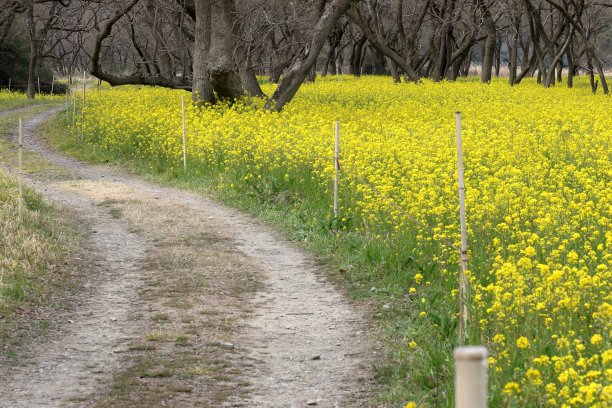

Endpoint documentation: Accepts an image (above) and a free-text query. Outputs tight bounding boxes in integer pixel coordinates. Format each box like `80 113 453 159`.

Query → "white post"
454 346 488 408
455 111 469 345
182 96 187 173
51 76 54 95
18 118 23 219
333 121 340 219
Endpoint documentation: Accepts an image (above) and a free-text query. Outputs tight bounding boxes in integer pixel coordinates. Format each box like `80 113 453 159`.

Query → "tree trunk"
508 34 518 85
239 65 265 97
207 0 243 100
591 51 609 94
350 37 366 76
494 39 501 77
386 57 401 83
346 8 420 82
265 0 352 112
480 1 496 83
566 46 574 88
192 0 215 103
26 4 37 99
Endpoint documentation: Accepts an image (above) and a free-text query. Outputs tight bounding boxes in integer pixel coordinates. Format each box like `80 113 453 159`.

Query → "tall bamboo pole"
182 96 187 173
81 72 86 139
334 121 340 219
18 118 23 219
455 111 469 345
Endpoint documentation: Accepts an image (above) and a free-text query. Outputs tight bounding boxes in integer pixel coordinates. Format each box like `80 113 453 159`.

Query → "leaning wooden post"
454 346 488 408
333 121 340 219
18 118 23 219
181 96 187 174
455 111 469 345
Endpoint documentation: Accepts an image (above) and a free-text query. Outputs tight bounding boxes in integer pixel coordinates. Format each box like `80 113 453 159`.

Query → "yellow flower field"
74 76 610 406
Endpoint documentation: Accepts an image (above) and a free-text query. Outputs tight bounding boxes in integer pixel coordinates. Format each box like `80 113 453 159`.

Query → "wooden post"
8 78 11 92
81 72 86 139
37 77 41 95
72 87 76 126
182 96 187 173
454 346 488 408
18 118 23 219
51 76 54 94
455 111 469 345
334 121 340 219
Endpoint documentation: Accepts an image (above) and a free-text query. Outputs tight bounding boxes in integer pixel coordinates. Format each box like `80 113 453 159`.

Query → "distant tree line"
0 0 610 109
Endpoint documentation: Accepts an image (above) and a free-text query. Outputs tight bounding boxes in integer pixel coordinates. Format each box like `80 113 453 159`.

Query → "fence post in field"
455 111 469 345
72 87 76 126
18 118 23 219
81 73 86 139
454 346 488 408
334 121 340 219
182 96 187 174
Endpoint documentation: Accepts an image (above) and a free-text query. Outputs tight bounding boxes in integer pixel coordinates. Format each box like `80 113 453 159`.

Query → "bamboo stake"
333 121 340 219
18 118 23 219
455 111 469 345
81 72 86 139
72 86 76 126
182 96 187 173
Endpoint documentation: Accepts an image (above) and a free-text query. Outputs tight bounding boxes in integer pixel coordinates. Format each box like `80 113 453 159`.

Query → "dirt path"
0 108 374 407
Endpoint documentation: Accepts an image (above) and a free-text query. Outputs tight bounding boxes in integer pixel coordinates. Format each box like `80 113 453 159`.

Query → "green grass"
0 101 79 354
45 108 455 407
0 169 74 318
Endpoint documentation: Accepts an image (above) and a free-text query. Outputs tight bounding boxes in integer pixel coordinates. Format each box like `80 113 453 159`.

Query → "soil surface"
0 107 375 407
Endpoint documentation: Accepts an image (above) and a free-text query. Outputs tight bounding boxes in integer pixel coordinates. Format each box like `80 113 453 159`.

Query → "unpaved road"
0 107 374 407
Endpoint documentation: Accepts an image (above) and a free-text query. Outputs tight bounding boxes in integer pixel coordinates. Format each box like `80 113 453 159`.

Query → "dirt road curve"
0 107 374 407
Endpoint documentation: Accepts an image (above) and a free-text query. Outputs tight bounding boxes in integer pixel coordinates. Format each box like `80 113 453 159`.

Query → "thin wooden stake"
18 118 23 219
72 87 76 126
51 76 54 94
182 96 187 173
8 78 11 91
455 111 469 345
37 77 40 95
81 72 85 139
333 121 340 219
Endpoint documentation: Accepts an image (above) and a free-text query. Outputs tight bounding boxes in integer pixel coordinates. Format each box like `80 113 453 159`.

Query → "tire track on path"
0 107 374 407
